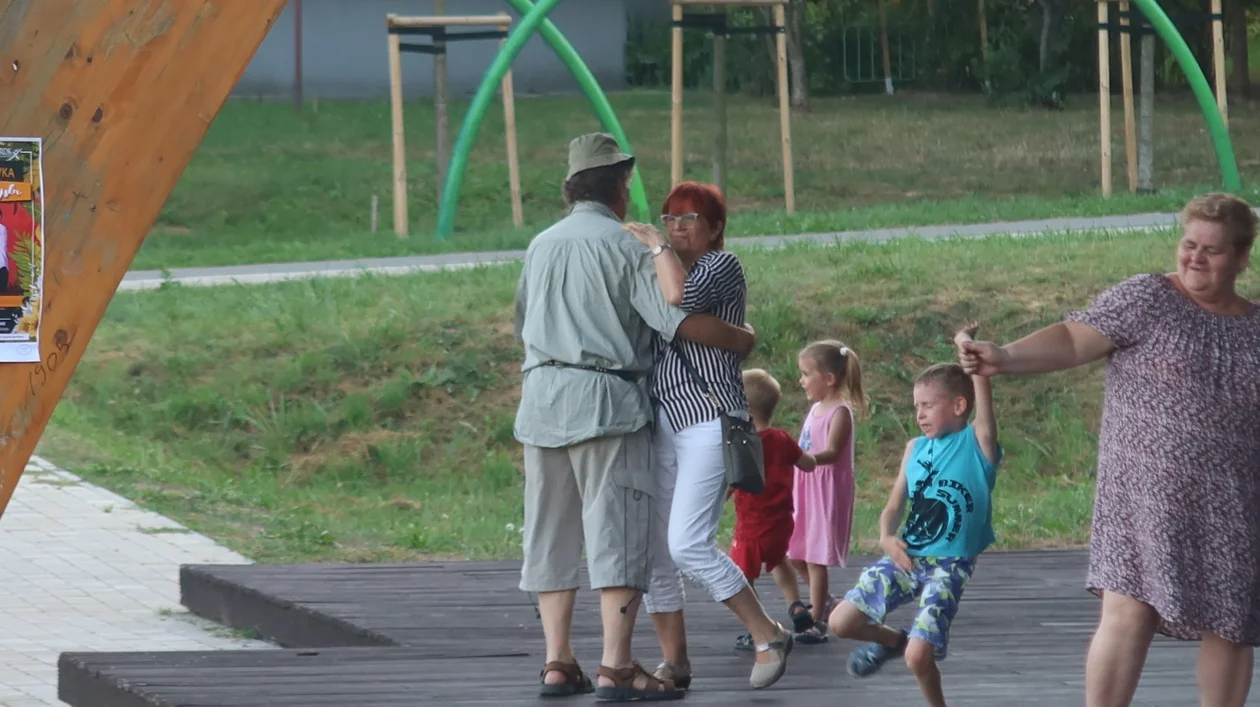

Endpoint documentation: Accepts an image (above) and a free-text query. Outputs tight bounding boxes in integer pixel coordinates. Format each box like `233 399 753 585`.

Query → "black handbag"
669 341 766 494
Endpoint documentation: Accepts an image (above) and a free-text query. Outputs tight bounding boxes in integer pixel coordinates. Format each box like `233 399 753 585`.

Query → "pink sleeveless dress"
787 402 856 567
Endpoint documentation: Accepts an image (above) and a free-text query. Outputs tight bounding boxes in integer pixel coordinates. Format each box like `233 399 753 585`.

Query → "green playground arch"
435 0 648 239
435 0 1241 240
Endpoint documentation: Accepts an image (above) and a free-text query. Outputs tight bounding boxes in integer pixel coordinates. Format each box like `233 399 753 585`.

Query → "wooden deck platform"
58 550 1260 706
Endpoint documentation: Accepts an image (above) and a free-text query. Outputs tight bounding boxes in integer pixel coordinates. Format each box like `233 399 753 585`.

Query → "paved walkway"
0 458 269 707
117 210 1182 291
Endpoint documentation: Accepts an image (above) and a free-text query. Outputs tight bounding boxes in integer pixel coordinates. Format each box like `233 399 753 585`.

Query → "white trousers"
644 409 749 613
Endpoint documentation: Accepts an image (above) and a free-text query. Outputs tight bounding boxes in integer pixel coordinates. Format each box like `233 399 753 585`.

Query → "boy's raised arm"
956 323 999 465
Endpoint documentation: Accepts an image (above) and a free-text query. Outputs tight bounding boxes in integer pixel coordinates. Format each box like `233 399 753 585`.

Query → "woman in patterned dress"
958 193 1260 707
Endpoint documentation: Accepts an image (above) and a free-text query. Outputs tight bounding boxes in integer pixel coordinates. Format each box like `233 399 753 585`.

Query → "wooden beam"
500 31 524 228
433 0 449 205
1210 0 1228 126
387 14 513 29
0 0 289 519
671 3 684 187
388 30 408 237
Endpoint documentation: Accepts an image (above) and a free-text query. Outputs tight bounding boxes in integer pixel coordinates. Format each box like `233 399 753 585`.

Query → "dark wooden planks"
60 640 1252 706
57 550 1260 706
179 550 1093 648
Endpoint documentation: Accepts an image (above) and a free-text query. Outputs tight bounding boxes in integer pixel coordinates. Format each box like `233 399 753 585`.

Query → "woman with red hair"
625 182 795 692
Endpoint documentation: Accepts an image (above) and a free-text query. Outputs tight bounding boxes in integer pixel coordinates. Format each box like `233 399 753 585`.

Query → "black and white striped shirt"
651 250 748 430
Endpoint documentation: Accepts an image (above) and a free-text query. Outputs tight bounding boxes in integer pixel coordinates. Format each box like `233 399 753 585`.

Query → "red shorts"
729 522 793 582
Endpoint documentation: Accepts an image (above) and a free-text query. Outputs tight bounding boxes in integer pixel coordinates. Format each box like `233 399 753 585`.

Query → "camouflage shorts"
843 555 976 660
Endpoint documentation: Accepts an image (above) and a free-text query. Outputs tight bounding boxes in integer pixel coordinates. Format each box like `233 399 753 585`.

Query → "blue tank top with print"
901 424 1001 559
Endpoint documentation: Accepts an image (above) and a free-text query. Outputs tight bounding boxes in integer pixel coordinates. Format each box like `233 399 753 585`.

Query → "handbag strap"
669 339 728 416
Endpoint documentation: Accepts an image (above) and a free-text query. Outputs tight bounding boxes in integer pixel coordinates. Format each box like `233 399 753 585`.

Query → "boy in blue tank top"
827 324 1000 707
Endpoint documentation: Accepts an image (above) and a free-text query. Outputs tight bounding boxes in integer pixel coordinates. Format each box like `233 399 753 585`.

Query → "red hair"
661 181 727 250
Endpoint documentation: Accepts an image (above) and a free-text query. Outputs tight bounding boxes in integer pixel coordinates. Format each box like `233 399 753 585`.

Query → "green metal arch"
1131 0 1239 192
435 0 648 239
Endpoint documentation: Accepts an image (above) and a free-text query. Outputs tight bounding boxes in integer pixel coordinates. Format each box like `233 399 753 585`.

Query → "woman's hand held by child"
880 534 913 572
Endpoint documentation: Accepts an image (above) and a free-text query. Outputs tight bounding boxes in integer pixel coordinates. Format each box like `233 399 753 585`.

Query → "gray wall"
234 0 628 100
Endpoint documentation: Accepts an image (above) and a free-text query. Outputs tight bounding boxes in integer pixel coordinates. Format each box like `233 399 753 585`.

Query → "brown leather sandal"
539 660 595 698
594 662 684 702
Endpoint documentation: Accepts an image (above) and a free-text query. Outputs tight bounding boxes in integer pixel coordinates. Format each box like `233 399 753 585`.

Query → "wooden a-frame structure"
0 0 288 519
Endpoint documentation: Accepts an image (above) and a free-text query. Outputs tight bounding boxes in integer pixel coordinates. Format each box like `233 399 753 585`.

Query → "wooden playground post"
1098 0 1112 197
388 30 407 236
1120 0 1137 192
1210 0 1228 127
671 0 795 214
386 13 523 237
500 31 524 228
433 0 449 202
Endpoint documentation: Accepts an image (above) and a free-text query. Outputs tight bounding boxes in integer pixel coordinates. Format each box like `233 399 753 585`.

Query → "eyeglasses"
660 212 699 227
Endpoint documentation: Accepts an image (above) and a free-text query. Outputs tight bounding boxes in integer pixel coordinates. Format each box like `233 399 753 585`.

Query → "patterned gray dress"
1067 273 1260 644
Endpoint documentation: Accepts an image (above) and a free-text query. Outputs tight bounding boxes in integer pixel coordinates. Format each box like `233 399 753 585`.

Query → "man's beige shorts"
519 426 657 593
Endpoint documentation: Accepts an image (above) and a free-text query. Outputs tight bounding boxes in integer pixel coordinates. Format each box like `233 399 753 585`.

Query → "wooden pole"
1210 0 1228 126
433 0 449 203
1120 0 1137 192
671 3 685 187
713 30 727 193
293 0 303 115
500 34 524 227
774 4 795 214
388 27 409 237
879 0 894 94
1098 0 1112 197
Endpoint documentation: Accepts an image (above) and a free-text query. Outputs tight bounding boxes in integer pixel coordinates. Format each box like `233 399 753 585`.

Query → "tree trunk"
1038 0 1056 74
1227 0 1250 99
1138 25 1155 192
787 0 809 110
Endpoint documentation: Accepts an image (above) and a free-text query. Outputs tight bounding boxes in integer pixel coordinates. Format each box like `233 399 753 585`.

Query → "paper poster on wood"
0 139 43 363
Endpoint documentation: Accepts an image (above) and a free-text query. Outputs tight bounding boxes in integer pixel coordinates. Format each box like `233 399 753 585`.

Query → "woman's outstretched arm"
960 321 1116 376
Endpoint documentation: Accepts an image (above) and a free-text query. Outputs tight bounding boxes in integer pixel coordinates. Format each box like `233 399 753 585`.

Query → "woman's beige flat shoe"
749 622 794 689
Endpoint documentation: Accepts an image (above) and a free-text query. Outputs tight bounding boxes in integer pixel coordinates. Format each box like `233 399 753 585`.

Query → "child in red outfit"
729 369 818 650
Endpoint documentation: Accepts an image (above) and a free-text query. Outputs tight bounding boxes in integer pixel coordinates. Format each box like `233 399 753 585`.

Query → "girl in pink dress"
787 339 866 642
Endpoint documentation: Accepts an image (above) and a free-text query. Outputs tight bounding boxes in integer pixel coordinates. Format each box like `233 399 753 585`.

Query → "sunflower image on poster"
0 138 43 363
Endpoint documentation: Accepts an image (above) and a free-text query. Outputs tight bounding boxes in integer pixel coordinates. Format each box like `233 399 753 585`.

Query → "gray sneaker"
847 630 908 678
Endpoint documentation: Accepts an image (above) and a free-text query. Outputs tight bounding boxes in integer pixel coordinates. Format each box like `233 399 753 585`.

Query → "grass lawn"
132 89 1260 270
37 225 1252 564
